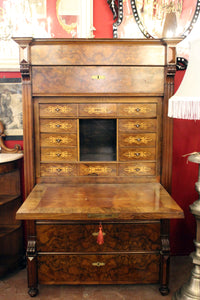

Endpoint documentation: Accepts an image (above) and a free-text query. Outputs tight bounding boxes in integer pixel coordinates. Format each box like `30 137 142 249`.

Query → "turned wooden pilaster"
13 38 35 199
161 39 180 193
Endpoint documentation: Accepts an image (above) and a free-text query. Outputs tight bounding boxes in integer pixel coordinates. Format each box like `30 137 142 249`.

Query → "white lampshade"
168 22 200 120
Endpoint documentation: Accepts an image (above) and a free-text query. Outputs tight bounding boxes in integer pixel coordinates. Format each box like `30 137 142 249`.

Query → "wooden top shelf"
16 183 184 221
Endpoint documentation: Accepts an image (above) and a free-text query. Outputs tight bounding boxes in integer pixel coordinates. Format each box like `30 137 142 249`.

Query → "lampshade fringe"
168 97 200 120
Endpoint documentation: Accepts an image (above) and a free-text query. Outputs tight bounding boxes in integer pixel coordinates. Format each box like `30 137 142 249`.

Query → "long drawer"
36 222 161 252
38 253 160 284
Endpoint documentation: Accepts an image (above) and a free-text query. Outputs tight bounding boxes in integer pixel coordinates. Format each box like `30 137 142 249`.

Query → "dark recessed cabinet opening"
79 119 116 161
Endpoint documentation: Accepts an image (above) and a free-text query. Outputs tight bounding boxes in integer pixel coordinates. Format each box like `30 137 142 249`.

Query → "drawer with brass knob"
37 253 160 284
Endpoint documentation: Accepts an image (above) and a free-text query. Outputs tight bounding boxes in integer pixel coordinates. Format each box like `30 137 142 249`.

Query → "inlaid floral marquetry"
46 136 73 145
46 105 72 114
48 151 72 159
124 106 152 114
79 164 117 176
86 166 113 175
125 122 151 130
123 151 152 159
124 166 152 174
124 136 153 145
48 122 73 131
84 107 108 115
49 166 73 174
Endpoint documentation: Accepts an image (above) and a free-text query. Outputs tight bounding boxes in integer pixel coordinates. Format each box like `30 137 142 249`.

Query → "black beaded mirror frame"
108 0 200 39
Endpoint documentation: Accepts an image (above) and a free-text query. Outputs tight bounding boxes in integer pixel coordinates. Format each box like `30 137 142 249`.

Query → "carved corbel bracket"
12 37 32 80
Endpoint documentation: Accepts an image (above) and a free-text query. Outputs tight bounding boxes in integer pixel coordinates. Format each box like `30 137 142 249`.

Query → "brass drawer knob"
92 262 105 267
135 124 140 128
135 153 140 156
56 138 62 143
137 138 141 142
136 108 140 112
55 108 60 112
56 124 61 128
56 153 61 157
56 168 62 172
135 168 141 172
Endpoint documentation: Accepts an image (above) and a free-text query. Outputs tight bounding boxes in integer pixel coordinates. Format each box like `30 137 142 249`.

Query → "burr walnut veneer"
14 38 183 297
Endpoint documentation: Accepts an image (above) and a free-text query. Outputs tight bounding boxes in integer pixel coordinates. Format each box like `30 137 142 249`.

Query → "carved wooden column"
161 40 179 193
13 38 38 297
13 37 35 199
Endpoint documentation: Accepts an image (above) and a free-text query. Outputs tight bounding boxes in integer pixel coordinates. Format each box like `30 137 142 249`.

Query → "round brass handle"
135 124 140 128
56 168 62 172
56 124 61 128
56 153 61 157
135 168 140 172
137 138 141 142
135 153 140 156
55 108 60 112
56 139 62 143
136 108 140 112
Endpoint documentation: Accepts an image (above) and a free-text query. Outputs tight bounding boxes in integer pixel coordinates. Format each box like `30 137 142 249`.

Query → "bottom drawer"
38 253 160 284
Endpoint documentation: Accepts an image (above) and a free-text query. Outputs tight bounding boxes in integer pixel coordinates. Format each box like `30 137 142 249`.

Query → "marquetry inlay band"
46 105 72 114
48 122 73 130
123 151 152 159
84 107 108 114
124 106 151 114
124 166 152 174
124 136 153 145
46 136 72 145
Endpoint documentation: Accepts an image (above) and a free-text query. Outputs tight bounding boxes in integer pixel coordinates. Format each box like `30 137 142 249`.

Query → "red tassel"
97 223 104 245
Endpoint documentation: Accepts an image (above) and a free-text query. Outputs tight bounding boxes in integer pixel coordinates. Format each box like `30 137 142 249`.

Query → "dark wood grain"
38 253 160 284
36 222 161 252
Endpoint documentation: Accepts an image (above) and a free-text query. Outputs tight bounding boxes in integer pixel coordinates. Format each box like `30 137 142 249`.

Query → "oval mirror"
111 0 200 39
131 0 200 38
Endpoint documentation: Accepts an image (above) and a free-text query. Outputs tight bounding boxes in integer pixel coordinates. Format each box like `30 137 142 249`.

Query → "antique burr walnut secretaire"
14 38 184 297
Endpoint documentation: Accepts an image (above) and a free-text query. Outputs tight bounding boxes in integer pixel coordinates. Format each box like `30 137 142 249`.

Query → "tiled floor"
0 256 192 300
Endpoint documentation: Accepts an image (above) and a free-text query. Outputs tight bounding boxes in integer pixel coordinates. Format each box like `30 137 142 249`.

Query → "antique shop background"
0 0 198 256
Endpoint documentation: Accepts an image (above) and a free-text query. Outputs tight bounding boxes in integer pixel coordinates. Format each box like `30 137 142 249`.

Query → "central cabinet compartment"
79 119 116 161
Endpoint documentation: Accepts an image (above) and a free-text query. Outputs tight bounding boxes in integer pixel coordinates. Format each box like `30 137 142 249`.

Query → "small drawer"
39 104 77 117
117 104 157 118
118 163 156 176
79 163 117 176
38 253 160 284
36 222 160 252
79 104 116 117
40 119 77 133
118 119 157 132
119 148 156 161
41 133 77 147
119 133 156 147
40 163 77 177
41 148 77 162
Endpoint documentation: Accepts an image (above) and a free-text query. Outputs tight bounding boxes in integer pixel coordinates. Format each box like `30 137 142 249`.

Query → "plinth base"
172 265 200 300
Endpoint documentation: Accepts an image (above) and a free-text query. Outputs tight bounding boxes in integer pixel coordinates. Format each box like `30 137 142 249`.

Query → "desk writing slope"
16 183 183 220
